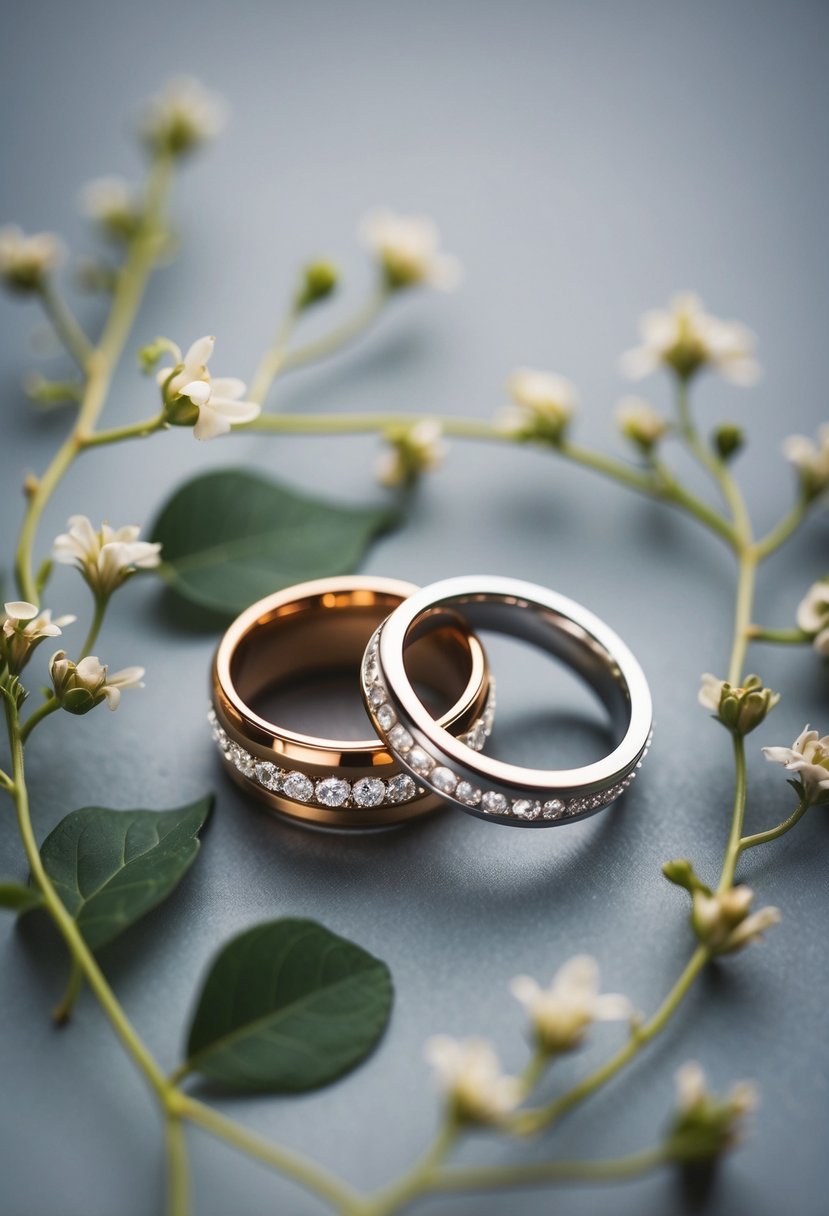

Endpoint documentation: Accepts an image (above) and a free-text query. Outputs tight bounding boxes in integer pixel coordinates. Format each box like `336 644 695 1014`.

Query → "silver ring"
361 575 653 827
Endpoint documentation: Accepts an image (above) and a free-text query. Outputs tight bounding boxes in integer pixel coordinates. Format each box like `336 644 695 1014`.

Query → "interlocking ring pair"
209 575 653 830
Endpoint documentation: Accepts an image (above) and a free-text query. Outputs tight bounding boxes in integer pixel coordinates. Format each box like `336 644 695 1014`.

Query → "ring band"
210 576 494 828
361 575 652 827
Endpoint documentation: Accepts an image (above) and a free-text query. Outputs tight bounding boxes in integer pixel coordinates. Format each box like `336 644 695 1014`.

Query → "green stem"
80 412 167 448
6 700 170 1099
739 800 809 851
19 697 60 744
728 546 757 685
0 768 13 792
52 957 84 1025
429 1144 667 1195
248 307 300 404
37 279 94 372
747 627 811 646
247 410 738 546
519 946 709 1133
177 1095 360 1214
280 286 388 373
717 735 747 891
164 1113 191 1216
79 594 107 659
755 495 809 561
14 154 173 605
357 1120 459 1216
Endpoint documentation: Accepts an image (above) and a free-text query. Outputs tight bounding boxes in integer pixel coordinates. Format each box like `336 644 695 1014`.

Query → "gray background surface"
1 2 828 1214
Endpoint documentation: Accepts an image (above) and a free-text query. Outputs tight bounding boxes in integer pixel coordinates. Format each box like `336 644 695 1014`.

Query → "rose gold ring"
209 576 493 828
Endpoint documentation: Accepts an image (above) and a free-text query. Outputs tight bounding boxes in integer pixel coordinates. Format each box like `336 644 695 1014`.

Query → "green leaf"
0 880 43 913
38 796 212 950
152 469 398 616
183 918 393 1092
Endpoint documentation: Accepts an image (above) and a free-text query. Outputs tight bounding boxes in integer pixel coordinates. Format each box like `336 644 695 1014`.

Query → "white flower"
53 515 161 597
797 578 829 655
423 1035 521 1125
763 725 829 803
510 955 632 1054
376 420 446 488
698 673 725 712
621 292 760 385
783 425 829 499
691 885 780 954
0 225 63 292
49 651 145 714
81 177 142 241
139 77 226 158
668 1062 758 1161
615 396 669 453
1 601 76 673
502 369 578 443
360 209 462 291
157 335 260 440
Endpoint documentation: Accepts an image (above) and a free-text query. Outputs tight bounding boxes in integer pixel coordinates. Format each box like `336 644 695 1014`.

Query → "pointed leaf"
0 880 43 913
184 918 393 1092
38 796 212 950
152 468 398 616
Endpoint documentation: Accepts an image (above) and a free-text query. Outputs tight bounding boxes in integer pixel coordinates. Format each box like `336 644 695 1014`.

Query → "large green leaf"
38 797 212 950
152 469 398 616
0 880 42 913
183 918 393 1092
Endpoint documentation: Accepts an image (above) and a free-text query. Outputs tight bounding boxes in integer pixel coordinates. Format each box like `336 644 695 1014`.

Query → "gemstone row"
364 637 653 822
208 707 421 810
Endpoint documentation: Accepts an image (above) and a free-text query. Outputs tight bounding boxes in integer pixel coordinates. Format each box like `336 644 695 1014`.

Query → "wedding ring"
361 575 652 827
210 576 494 827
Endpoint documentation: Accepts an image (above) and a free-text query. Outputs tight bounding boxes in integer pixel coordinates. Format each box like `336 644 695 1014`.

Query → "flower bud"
49 651 145 714
503 369 578 446
296 260 339 310
691 885 780 954
377 421 445 488
81 177 144 243
662 858 706 893
1 602 75 675
616 397 668 455
0 226 63 294
666 1062 758 1163
698 673 779 736
712 423 744 462
139 78 225 159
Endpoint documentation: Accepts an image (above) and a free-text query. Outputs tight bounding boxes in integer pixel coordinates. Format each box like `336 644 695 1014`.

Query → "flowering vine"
0 77 825 1216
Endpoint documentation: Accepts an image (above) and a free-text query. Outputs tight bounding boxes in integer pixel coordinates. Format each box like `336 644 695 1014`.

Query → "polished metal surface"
366 576 653 826
211 575 492 827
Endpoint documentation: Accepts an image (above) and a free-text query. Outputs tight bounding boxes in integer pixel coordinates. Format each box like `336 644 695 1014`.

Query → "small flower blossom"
424 1036 521 1126
53 515 161 598
616 396 669 455
1 602 75 674
691 884 780 954
49 651 144 714
621 292 761 385
502 369 578 445
510 955 633 1054
667 1062 758 1162
763 725 829 804
81 177 143 242
796 577 829 655
0 225 63 293
157 335 260 440
139 77 226 159
698 673 779 735
784 425 829 500
377 421 446 488
360 209 462 292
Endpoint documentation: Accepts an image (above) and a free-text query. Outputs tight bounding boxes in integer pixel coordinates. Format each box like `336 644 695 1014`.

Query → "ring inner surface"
231 594 480 748
406 596 631 736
